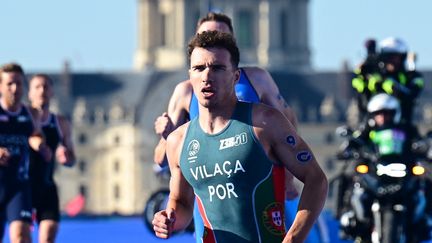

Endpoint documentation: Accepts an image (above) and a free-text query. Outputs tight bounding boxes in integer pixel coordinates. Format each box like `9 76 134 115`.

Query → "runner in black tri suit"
152 31 328 243
0 63 51 243
28 74 76 243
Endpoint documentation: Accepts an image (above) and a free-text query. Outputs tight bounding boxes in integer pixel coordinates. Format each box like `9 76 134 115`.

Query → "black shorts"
32 184 60 223
0 180 32 224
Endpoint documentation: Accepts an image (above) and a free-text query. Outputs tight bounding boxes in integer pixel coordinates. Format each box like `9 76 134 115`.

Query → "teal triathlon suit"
0 105 34 238
189 68 263 240
30 113 62 223
189 68 323 243
181 102 286 243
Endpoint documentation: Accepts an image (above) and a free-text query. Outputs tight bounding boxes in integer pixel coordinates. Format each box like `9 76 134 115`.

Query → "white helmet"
379 37 408 54
367 94 401 123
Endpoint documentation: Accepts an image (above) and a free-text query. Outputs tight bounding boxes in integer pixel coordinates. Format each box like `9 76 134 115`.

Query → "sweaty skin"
0 67 52 243
28 75 76 243
153 39 327 242
154 68 299 198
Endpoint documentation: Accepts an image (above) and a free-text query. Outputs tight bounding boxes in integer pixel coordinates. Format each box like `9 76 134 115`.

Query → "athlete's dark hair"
0 63 25 83
188 30 240 68
30 73 54 86
196 12 234 35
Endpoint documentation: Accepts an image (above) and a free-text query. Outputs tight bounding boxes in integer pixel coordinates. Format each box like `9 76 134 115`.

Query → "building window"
114 160 120 173
193 10 200 31
161 14 167 46
78 133 87 144
280 11 288 48
236 10 254 48
80 184 87 197
114 135 120 145
114 185 120 200
79 160 86 174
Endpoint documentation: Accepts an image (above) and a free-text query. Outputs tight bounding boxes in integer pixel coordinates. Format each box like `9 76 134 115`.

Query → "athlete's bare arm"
56 115 76 167
152 123 195 239
252 104 328 242
243 67 298 129
154 80 193 165
244 67 300 198
28 106 52 162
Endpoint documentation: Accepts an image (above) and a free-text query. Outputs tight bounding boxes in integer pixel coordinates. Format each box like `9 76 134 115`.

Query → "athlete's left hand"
0 147 11 166
152 208 176 239
56 145 74 166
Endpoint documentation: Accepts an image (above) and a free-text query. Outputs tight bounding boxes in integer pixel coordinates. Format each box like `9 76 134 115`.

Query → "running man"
154 12 298 166
28 74 76 243
0 63 51 243
153 12 304 240
152 31 328 242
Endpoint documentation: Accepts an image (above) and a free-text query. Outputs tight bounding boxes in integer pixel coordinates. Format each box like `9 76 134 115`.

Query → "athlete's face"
28 76 53 109
0 72 24 107
189 47 239 109
197 21 232 34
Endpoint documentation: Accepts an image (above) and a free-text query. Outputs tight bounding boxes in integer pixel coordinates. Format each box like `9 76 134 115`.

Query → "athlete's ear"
233 68 240 84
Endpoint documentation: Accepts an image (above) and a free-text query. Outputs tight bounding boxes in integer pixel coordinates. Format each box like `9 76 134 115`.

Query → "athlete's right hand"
152 208 176 239
154 112 174 139
39 143 53 163
0 147 11 166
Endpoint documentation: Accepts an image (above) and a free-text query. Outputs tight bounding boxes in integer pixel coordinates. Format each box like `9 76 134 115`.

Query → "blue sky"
1 0 431 72
311 0 431 71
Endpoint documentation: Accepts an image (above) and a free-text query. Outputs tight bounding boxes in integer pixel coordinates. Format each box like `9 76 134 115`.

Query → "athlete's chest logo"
187 139 200 163
219 132 247 150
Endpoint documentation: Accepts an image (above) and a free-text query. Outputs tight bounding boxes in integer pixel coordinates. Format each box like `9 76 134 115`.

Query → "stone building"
134 0 311 71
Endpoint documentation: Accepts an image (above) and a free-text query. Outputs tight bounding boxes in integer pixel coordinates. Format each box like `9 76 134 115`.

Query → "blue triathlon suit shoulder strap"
189 68 259 119
235 68 260 103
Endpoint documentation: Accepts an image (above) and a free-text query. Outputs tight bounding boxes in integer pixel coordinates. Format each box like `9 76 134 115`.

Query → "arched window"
161 14 167 46
114 135 120 145
114 160 120 173
79 184 87 197
236 10 254 48
114 185 120 200
78 133 87 144
280 11 288 48
79 160 87 174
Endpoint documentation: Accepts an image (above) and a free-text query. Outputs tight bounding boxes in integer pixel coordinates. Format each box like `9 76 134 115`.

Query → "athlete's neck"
31 104 50 122
198 98 237 134
0 99 22 112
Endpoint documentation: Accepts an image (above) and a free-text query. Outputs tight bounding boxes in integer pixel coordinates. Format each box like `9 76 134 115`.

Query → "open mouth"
201 86 215 98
